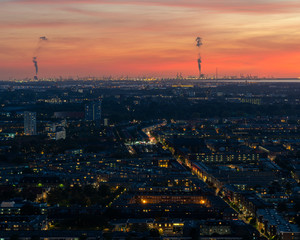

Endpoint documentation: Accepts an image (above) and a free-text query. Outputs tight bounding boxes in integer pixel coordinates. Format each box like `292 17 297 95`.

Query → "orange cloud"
10 0 300 14
0 0 299 79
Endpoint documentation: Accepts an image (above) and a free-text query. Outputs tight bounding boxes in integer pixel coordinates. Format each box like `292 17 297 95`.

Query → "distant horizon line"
1 76 300 82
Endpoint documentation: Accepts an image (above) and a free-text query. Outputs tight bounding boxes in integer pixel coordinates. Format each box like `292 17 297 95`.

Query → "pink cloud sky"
0 0 300 79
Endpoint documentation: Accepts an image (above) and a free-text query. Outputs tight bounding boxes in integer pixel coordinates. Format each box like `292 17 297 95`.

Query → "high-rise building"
55 126 66 140
85 100 102 122
104 118 109 127
24 111 37 135
45 120 66 140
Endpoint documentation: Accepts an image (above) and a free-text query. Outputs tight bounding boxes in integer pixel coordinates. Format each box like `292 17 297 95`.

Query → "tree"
20 203 41 215
149 228 160 238
129 223 149 232
277 202 287 213
31 235 40 240
285 182 292 194
249 218 256 226
79 234 88 240
190 227 199 240
10 234 19 240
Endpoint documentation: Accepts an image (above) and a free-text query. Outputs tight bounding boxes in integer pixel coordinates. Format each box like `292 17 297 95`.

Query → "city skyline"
1 0 300 79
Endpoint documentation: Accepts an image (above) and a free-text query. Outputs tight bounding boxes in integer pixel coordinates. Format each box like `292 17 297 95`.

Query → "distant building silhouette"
45 120 66 140
24 111 36 135
104 118 109 127
85 100 102 123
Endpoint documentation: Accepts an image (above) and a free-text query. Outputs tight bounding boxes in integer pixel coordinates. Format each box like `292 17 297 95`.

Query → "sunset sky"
0 0 300 79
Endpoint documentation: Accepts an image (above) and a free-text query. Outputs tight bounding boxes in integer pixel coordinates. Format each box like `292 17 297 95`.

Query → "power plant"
195 37 203 78
32 36 48 80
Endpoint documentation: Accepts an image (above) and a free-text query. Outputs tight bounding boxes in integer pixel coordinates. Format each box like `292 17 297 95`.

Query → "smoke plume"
195 37 202 48
39 36 48 41
32 36 48 77
197 57 201 75
33 57 38 75
195 37 203 77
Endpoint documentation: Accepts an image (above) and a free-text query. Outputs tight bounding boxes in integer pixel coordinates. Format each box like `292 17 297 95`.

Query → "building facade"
85 100 102 122
24 111 37 135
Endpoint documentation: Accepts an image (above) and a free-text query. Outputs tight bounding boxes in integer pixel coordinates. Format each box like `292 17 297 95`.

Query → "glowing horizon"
0 0 300 79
